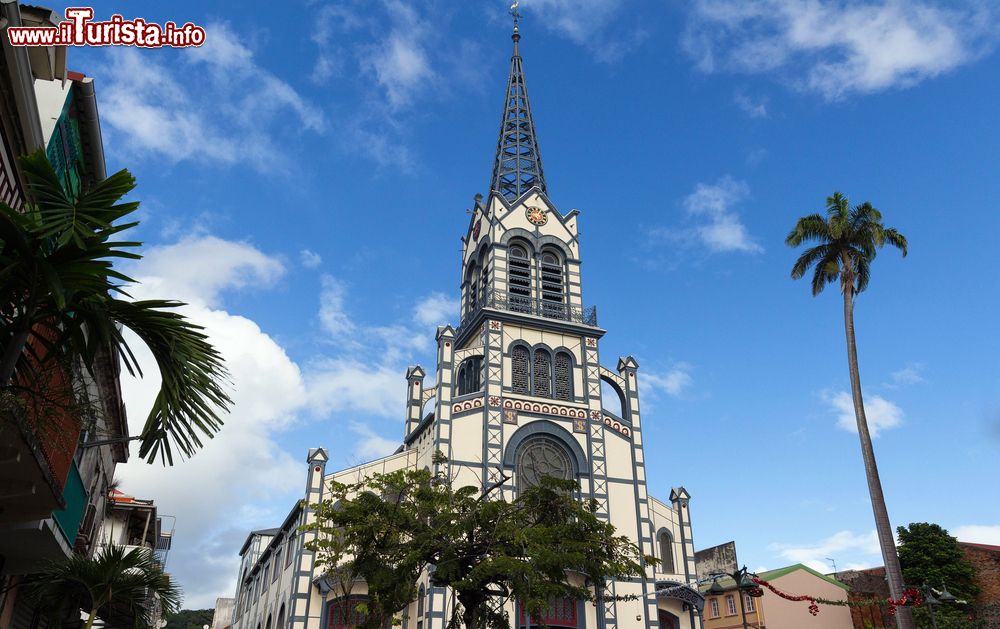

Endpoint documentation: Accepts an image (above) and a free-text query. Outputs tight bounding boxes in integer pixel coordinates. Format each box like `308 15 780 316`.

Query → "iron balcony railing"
462 288 598 329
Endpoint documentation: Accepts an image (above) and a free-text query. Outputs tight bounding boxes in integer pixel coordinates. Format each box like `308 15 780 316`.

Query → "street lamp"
921 583 959 629
706 566 759 629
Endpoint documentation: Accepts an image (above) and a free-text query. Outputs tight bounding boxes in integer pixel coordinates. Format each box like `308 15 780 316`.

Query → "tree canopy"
0 151 231 463
25 544 181 629
303 456 649 629
898 522 980 628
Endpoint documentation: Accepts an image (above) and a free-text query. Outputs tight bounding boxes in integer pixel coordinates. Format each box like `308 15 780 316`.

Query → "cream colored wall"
762 570 852 629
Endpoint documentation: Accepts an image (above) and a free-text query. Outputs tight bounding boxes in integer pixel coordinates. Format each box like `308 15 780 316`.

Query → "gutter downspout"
71 76 105 182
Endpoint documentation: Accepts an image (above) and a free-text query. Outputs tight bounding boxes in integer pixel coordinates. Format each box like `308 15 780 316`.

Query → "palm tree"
787 192 912 629
25 544 181 629
0 151 231 463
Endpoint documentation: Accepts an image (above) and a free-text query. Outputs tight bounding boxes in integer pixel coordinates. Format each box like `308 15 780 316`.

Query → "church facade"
228 21 704 629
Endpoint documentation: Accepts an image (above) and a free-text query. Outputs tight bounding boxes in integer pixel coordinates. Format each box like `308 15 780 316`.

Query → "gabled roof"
758 564 850 591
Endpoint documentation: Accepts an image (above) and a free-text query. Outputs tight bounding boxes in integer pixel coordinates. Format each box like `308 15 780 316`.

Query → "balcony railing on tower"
462 288 598 330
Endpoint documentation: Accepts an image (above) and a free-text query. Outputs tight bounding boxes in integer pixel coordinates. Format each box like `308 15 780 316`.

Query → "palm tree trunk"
84 607 98 629
842 288 914 629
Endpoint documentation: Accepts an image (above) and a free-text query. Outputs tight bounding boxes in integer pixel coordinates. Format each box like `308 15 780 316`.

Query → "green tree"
0 151 231 463
25 544 182 629
786 192 910 628
898 523 980 629
303 457 649 629
163 608 215 629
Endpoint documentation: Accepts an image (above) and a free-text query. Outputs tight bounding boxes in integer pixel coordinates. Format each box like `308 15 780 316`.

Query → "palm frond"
785 214 830 246
106 298 232 464
790 244 831 280
810 249 842 296
882 227 908 257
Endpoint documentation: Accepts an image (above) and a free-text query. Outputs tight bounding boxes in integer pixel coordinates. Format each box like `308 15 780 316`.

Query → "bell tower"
398 15 701 629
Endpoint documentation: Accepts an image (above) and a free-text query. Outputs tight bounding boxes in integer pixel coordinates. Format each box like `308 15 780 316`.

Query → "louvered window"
533 349 552 397
539 252 564 318
509 246 531 312
479 260 489 306
512 346 530 394
467 263 479 314
553 352 572 400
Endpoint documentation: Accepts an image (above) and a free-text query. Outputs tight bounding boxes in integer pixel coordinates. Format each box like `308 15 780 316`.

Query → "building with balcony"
0 2 129 627
227 18 703 629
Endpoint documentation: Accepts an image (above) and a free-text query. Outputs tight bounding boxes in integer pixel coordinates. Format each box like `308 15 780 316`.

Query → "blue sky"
69 0 1000 609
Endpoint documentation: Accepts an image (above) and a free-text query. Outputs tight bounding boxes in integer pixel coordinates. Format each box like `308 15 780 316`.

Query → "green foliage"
303 458 647 629
164 608 215 629
898 523 981 628
0 150 232 463
24 544 182 629
786 191 907 297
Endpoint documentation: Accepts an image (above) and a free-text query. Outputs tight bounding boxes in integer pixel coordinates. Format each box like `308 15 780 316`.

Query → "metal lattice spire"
490 9 546 203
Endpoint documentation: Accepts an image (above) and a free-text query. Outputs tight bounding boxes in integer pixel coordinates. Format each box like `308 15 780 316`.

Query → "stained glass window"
328 597 367 629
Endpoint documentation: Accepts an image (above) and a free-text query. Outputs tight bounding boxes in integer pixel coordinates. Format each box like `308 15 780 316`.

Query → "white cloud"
826 390 903 437
521 0 644 63
351 422 401 460
119 238 305 609
300 249 323 269
318 275 356 338
771 529 881 573
414 293 459 327
887 362 926 388
642 364 694 398
100 23 323 170
952 525 1000 546
735 91 768 118
682 0 998 100
683 177 764 253
136 236 285 308
354 1 437 110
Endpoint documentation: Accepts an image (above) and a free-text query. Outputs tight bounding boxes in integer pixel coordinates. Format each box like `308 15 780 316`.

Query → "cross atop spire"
489 8 547 203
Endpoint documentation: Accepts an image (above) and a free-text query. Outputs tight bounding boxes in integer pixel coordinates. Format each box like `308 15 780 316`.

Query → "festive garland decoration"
751 577 924 617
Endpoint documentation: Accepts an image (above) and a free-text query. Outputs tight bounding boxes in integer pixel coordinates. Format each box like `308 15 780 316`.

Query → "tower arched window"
479 254 490 307
553 352 572 401
533 348 552 397
509 245 532 312
457 356 483 396
466 262 479 315
538 251 565 318
511 345 530 394
658 530 675 574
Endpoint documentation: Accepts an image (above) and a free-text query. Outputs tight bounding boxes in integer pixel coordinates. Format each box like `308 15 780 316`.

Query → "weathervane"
510 1 521 25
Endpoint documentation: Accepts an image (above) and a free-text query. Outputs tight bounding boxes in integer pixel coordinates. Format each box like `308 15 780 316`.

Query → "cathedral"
228 20 704 629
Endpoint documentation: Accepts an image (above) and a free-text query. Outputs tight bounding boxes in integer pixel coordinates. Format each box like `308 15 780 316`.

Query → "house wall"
765 571 852 629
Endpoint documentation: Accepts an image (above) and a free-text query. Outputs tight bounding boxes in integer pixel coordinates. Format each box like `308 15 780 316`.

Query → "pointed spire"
490 9 546 203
